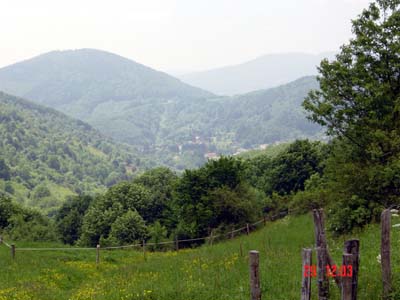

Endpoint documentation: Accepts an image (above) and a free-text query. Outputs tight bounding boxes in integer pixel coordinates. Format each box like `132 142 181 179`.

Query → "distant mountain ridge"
0 49 323 170
179 52 335 95
0 49 213 119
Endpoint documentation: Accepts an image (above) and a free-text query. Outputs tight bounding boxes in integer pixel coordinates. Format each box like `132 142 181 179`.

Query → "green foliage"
0 158 10 180
132 167 178 224
32 184 51 200
303 0 400 232
0 91 140 213
173 156 264 238
269 140 327 195
79 182 152 246
148 221 168 250
106 210 147 245
0 195 58 241
244 140 328 196
55 195 93 245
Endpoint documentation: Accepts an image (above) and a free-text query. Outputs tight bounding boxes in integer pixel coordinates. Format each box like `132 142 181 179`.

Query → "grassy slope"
0 214 399 300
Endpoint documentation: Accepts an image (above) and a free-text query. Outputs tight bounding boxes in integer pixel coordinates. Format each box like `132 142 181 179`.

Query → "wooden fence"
1 207 397 300
248 208 396 300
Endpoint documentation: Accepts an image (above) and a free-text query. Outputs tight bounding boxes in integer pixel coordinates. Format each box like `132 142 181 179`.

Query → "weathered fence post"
209 230 214 246
313 209 330 299
231 226 235 239
96 244 100 265
0 236 3 244
11 244 15 260
316 246 329 300
175 237 179 251
313 209 341 288
249 250 261 300
301 248 312 300
344 239 360 300
342 253 355 300
246 223 250 235
381 209 391 298
263 216 267 226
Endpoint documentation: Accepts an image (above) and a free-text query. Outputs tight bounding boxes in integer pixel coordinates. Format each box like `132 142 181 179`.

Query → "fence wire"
1 208 301 252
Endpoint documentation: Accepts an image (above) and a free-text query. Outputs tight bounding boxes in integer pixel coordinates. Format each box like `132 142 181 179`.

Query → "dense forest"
0 92 144 214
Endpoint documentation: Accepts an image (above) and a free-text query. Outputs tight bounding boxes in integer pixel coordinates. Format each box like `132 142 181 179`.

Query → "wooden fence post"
0 236 3 244
246 223 250 235
96 244 100 265
344 239 360 300
249 250 261 300
209 230 214 246
231 226 235 239
381 209 391 298
11 244 15 260
313 209 341 288
175 237 179 251
301 248 312 300
341 253 354 300
316 246 329 300
263 216 267 226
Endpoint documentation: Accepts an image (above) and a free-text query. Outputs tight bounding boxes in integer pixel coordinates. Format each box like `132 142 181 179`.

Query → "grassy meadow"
0 214 399 300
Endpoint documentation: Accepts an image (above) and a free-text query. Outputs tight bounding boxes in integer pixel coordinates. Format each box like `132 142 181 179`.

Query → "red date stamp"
303 265 353 277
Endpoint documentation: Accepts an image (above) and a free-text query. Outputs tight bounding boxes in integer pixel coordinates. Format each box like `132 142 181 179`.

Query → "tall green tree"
303 0 400 232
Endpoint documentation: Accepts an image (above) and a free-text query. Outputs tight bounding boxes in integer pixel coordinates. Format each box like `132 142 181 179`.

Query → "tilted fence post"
313 209 341 288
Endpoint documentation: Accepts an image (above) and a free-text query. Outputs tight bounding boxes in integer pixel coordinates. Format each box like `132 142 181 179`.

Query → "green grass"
0 214 399 300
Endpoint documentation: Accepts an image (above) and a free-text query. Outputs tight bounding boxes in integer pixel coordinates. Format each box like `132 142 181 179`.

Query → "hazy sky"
0 0 371 74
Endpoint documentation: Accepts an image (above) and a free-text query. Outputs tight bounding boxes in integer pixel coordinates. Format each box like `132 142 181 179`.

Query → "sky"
0 0 371 74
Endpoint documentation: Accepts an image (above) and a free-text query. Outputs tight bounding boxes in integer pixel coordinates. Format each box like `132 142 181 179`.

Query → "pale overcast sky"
0 0 371 74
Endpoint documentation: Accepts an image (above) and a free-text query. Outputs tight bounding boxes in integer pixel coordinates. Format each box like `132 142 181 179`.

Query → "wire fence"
0 207 301 253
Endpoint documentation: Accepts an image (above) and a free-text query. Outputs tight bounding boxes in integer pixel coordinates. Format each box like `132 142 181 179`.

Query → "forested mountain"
180 52 335 95
0 49 323 170
0 91 142 214
0 49 213 147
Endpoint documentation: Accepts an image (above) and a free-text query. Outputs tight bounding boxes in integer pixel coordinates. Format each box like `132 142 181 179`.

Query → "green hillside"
0 214 398 300
0 50 322 170
0 91 141 214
